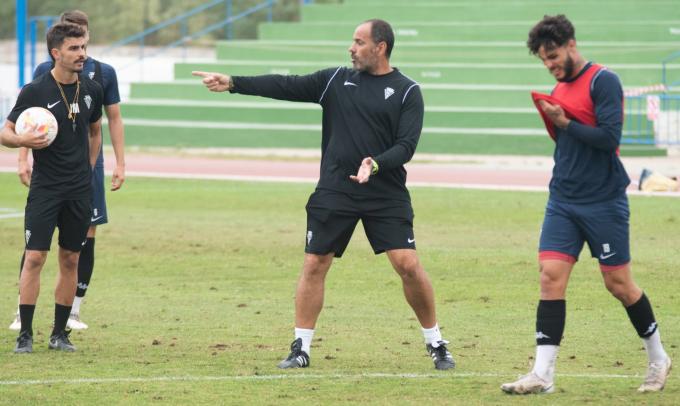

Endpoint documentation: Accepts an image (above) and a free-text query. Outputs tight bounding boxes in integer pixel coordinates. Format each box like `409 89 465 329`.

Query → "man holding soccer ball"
0 22 103 353
194 19 455 371
9 10 126 332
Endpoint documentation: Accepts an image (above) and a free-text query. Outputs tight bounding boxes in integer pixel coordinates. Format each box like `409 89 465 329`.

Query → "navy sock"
76 238 95 298
535 300 566 346
625 293 658 338
19 304 35 336
52 304 72 336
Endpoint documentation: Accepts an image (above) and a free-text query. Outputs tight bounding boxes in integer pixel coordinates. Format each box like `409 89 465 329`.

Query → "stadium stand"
123 0 680 155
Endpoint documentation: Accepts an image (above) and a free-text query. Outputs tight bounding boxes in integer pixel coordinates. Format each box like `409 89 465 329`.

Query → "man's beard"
557 54 575 82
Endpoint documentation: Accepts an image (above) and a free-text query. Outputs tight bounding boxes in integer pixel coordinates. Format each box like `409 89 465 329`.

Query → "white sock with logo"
532 345 558 382
71 296 83 315
422 323 443 346
295 327 314 355
643 329 668 363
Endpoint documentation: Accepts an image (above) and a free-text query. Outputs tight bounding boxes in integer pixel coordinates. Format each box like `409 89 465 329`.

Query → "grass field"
1 173 679 404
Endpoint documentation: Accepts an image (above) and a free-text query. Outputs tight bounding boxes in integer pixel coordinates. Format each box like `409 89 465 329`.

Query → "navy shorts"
539 195 630 268
305 189 415 258
90 163 108 226
24 194 91 252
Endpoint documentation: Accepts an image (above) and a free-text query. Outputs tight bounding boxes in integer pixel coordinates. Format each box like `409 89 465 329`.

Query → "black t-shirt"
233 67 424 202
8 72 103 199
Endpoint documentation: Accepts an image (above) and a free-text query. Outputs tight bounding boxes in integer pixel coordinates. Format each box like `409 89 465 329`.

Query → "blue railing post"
16 0 27 88
181 20 188 59
104 0 278 62
30 19 37 78
226 0 233 40
267 0 273 22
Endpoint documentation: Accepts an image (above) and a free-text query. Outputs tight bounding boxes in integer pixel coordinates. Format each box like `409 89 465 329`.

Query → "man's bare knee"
23 251 47 271
302 254 333 278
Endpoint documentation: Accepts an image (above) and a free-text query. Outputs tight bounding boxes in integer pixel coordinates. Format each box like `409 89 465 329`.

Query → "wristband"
371 159 379 175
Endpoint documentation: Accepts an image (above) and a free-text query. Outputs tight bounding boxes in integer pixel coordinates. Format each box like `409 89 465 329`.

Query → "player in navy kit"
193 19 455 371
9 10 125 331
501 15 671 394
1 22 103 353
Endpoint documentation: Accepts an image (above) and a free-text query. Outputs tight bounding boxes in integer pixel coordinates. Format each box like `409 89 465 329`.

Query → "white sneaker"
66 313 88 330
9 313 21 331
638 357 672 392
501 372 555 394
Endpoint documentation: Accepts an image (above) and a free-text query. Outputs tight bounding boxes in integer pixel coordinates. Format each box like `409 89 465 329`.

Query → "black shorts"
24 194 91 252
305 189 415 258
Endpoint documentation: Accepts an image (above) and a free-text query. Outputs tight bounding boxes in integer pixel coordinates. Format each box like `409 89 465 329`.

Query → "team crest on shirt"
384 87 395 100
88 72 95 80
84 95 92 110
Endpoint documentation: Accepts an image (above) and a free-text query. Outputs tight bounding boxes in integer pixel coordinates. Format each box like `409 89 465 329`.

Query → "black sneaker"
426 340 455 370
48 330 76 352
277 338 310 369
14 331 33 354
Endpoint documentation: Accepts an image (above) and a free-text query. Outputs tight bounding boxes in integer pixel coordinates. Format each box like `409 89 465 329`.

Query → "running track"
0 149 678 195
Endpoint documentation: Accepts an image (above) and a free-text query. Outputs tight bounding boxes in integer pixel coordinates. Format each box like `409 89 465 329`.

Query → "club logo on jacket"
84 95 92 110
88 72 95 80
384 87 395 100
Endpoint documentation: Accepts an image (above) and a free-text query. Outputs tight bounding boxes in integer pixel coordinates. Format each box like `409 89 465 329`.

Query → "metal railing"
662 50 680 90
624 94 680 145
102 0 275 62
18 0 277 87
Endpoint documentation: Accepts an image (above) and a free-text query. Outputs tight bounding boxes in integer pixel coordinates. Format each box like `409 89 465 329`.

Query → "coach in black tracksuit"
194 19 455 371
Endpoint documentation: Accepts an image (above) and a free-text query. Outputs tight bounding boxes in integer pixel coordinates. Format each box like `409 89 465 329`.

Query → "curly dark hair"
527 15 575 55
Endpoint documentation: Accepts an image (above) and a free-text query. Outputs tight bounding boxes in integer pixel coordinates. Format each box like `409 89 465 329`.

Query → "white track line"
223 40 680 48
1 170 677 197
177 60 680 70
0 213 23 219
1 168 673 197
126 99 537 114
0 207 23 219
111 119 548 137
291 20 680 27
0 371 648 386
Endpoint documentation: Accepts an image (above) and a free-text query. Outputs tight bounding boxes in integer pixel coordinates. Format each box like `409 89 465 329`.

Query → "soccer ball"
15 107 59 146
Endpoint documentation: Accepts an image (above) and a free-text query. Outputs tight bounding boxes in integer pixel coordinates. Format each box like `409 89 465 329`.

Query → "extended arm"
192 69 333 103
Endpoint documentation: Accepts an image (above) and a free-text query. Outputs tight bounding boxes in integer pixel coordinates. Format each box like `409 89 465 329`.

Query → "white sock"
295 327 314 355
643 329 668 363
71 296 83 315
422 323 443 346
532 345 558 382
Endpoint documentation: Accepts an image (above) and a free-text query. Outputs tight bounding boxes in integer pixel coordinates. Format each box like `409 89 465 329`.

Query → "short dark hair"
527 14 575 55
59 10 89 28
365 19 394 58
46 23 87 61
